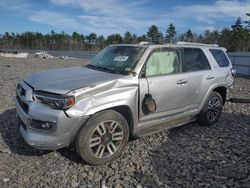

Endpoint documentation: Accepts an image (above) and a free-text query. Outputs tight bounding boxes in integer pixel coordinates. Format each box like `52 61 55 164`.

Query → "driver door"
139 48 188 123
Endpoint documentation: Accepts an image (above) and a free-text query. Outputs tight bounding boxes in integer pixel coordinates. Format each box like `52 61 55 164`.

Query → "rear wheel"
76 110 129 165
198 91 223 126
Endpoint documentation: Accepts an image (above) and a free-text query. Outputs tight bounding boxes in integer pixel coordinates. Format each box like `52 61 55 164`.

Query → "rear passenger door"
182 48 213 111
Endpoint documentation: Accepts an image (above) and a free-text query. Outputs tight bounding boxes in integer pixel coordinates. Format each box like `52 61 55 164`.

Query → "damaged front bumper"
15 81 89 150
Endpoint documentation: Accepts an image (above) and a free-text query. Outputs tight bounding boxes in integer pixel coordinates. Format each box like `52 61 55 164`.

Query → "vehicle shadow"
0 108 88 164
57 145 89 165
133 112 250 187
0 108 50 156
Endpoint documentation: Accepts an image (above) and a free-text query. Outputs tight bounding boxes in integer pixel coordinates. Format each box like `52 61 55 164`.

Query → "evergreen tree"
85 32 97 50
231 17 249 51
88 33 97 45
132 34 138 43
1 16 250 52
184 29 193 42
147 25 163 43
97 35 105 49
218 28 233 51
123 31 133 43
165 23 176 43
72 31 80 50
202 30 220 44
137 34 147 43
106 34 123 45
244 13 250 28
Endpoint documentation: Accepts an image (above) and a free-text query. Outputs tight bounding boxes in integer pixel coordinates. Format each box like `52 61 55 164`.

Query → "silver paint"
16 43 234 150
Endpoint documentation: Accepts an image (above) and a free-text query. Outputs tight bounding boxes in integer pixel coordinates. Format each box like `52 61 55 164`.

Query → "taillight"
231 68 236 76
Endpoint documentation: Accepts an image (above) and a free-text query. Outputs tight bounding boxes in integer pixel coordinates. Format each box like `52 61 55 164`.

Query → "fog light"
31 120 56 131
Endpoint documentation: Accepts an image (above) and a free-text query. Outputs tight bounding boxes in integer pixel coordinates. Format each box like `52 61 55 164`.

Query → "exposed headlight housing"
30 119 57 131
33 91 75 110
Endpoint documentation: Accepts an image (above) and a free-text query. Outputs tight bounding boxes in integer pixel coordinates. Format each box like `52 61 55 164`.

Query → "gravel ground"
0 57 249 188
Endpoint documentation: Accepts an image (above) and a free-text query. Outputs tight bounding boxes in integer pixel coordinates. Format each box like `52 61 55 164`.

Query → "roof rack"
139 41 154 45
176 41 219 47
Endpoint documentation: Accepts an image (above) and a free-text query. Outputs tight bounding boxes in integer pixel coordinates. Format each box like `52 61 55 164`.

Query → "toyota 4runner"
16 42 235 165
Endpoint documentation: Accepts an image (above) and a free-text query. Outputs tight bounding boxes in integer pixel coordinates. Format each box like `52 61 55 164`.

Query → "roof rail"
139 41 154 45
176 41 219 47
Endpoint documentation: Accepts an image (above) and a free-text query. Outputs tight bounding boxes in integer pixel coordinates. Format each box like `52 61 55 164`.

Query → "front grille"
17 95 29 113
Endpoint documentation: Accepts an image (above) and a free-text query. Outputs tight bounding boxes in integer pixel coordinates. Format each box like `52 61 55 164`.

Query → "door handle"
177 79 188 85
206 76 214 80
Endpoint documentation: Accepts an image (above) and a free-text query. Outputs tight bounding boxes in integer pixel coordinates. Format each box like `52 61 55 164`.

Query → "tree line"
0 14 250 52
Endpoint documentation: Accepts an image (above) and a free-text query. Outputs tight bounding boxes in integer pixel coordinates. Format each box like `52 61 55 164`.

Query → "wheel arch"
82 105 134 138
213 86 227 105
105 105 134 137
199 84 227 111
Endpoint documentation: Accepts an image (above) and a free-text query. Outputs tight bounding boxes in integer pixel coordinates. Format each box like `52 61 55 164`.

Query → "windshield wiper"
98 66 122 74
85 64 123 75
85 64 100 69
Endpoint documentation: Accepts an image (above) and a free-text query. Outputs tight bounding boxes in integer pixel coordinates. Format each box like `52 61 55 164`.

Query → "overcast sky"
0 0 250 36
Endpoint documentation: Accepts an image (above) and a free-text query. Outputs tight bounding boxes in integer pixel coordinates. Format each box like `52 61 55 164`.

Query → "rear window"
210 49 229 67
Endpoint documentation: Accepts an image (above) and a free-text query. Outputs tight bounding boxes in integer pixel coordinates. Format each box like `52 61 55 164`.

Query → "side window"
209 49 229 67
146 48 181 76
183 48 210 72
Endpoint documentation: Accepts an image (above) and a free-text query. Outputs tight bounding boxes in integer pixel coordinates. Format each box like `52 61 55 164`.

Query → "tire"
75 110 129 165
198 91 223 126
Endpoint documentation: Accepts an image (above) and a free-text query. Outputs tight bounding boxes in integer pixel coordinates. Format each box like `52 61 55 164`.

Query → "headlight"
33 91 75 110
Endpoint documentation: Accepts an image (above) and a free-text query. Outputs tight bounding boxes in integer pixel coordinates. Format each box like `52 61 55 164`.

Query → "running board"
134 115 196 137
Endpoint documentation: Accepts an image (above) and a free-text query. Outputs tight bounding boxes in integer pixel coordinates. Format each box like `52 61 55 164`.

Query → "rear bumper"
16 97 89 150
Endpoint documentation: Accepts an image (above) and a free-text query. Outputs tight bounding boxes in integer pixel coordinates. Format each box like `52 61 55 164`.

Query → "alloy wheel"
207 96 222 122
89 120 124 158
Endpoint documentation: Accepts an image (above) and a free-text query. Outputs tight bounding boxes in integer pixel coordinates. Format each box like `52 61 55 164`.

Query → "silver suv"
16 42 235 165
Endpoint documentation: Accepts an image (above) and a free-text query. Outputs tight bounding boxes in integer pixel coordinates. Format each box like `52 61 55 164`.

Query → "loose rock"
0 57 249 187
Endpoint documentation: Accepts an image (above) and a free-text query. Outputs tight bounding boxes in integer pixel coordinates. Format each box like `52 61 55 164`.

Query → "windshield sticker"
114 56 129 62
125 67 131 71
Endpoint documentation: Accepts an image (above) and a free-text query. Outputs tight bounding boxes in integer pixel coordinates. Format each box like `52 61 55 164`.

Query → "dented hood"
24 67 122 94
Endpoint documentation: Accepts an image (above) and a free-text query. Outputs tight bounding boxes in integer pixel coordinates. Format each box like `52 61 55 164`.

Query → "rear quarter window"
209 49 230 67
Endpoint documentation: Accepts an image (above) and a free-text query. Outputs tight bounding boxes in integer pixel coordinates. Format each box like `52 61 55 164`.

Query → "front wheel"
76 110 129 165
198 91 223 126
